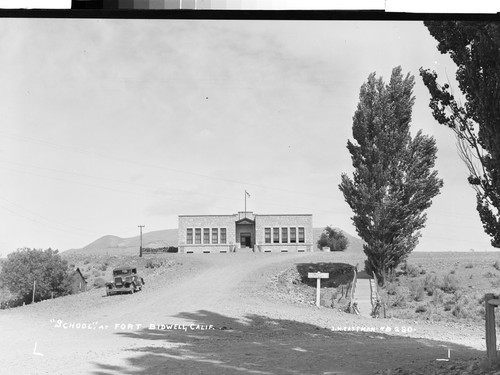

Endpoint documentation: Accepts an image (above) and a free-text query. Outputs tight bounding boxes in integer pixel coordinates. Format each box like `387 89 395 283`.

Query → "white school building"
178 212 313 253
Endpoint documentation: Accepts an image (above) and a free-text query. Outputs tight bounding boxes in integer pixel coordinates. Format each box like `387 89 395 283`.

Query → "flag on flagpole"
246 191 250 198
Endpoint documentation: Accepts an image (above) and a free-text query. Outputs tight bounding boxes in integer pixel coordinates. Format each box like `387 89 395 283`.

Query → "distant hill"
62 229 178 256
62 228 364 257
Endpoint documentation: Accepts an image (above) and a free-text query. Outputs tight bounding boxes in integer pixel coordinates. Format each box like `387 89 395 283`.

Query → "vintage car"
106 267 144 296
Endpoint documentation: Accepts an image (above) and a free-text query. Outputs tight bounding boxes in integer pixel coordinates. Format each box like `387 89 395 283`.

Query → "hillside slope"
63 229 178 256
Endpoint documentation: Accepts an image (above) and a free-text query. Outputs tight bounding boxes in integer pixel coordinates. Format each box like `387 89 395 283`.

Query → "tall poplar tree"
339 67 443 285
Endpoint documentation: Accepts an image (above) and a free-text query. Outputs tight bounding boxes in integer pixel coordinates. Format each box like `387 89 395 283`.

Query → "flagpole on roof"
244 190 250 218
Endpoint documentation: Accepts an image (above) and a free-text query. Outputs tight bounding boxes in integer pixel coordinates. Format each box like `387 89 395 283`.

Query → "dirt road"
0 252 488 374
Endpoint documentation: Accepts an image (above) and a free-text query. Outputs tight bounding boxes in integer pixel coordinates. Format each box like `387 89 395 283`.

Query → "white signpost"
308 272 329 307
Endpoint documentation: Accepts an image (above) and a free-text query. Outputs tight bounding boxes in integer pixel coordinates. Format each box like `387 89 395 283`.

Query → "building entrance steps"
235 247 254 253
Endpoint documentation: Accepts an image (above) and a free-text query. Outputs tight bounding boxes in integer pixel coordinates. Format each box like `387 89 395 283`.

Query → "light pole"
138 225 145 257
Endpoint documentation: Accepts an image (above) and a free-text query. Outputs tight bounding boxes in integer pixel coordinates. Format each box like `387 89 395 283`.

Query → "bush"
402 263 420 277
145 259 165 269
441 274 459 294
409 280 425 302
452 296 474 319
93 277 106 288
98 264 107 272
423 274 439 296
0 248 72 304
491 277 500 288
391 293 407 308
432 289 445 305
465 263 474 269
494 260 500 271
415 305 427 313
316 226 349 251
385 282 398 296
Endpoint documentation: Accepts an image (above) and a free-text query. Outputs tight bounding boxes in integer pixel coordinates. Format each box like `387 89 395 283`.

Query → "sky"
0 19 496 254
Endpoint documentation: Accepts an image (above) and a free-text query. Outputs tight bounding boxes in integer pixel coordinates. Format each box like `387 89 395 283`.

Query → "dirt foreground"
0 252 491 374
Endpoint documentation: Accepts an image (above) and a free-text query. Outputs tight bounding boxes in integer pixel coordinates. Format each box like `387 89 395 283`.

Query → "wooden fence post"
485 293 497 363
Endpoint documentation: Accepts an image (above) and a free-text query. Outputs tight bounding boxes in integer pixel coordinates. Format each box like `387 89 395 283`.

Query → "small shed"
71 268 87 293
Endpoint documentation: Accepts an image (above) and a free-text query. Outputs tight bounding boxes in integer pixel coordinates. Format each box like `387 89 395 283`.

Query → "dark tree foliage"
0 248 73 304
420 21 500 247
316 226 349 251
339 67 443 286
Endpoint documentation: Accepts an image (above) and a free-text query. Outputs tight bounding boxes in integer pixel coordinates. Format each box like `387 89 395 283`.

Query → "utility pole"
138 225 145 257
32 280 36 304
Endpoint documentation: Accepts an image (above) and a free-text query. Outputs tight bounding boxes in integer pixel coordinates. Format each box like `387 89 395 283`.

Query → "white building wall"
254 214 313 252
178 215 237 253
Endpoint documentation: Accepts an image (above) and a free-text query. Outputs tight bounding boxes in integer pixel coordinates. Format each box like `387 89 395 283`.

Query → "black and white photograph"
0 7 500 374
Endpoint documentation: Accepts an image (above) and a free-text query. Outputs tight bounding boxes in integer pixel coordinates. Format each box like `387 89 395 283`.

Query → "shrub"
384 281 398 296
465 263 474 269
98 264 107 272
92 269 101 277
316 226 349 251
450 269 456 275
84 260 90 265
491 277 500 288
485 271 496 278
441 274 459 294
432 289 445 305
403 263 421 278
423 274 439 296
494 260 500 271
391 294 407 308
145 259 164 269
415 305 427 313
452 296 474 319
93 277 106 288
409 280 425 302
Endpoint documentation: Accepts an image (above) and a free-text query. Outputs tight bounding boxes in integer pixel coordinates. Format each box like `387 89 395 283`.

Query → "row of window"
186 228 227 245
186 227 306 245
264 227 305 244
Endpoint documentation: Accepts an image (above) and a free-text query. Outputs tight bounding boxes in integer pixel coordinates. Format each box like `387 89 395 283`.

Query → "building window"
264 228 271 243
212 228 218 244
290 227 296 243
220 228 227 244
298 227 305 243
203 228 210 244
273 228 279 243
281 228 288 243
187 228 193 244
195 228 201 244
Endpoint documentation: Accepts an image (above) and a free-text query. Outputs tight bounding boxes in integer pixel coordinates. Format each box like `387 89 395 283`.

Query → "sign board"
308 272 329 279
